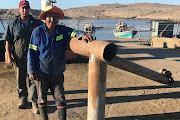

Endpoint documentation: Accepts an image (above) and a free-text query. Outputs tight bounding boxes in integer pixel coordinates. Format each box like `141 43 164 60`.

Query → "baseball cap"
19 0 30 8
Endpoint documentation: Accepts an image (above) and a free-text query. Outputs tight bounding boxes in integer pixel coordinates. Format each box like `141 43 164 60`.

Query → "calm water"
0 19 152 40
59 19 152 40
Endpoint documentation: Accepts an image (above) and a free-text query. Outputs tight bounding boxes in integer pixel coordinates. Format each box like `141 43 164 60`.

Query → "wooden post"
139 33 141 44
175 22 179 38
159 24 169 37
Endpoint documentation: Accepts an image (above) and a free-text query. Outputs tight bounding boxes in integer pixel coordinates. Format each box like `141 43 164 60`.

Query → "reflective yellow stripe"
29 44 38 51
70 29 78 38
56 34 63 41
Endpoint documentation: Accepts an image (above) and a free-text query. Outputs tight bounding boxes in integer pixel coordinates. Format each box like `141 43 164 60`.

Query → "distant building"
151 20 180 49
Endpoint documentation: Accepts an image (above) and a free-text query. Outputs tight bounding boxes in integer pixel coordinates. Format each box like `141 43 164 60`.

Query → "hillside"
0 9 41 19
0 3 180 21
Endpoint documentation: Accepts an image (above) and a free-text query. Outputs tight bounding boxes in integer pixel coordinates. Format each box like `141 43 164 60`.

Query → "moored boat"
113 22 137 38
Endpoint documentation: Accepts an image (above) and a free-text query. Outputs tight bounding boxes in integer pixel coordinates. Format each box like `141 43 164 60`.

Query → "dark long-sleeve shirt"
27 23 85 77
3 15 43 67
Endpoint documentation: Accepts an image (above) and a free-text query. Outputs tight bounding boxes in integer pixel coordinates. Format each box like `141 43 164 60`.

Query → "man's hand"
29 74 38 81
82 35 93 43
7 57 14 69
6 41 14 69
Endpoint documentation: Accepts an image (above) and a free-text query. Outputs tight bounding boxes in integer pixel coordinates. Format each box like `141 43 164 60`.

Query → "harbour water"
0 19 152 40
59 19 152 40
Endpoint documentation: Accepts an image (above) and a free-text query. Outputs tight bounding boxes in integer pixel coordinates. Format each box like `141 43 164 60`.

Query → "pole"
41 0 51 11
139 33 141 44
88 53 107 120
70 38 117 120
175 22 179 38
159 24 169 37
108 56 170 84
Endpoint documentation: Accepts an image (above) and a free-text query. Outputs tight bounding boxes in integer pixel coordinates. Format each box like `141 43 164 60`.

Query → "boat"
83 23 95 34
113 22 137 38
82 23 95 37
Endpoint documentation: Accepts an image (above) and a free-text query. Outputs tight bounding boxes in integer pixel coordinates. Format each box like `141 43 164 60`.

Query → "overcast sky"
0 0 179 10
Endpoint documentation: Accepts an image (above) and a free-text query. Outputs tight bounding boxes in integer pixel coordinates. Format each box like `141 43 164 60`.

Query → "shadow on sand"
106 112 180 120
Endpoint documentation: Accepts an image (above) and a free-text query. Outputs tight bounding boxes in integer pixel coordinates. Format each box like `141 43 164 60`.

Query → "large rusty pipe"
70 37 117 61
88 54 107 120
70 38 117 120
108 56 170 84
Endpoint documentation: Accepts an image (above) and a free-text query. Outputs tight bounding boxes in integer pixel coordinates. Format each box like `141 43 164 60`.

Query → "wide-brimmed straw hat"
40 5 64 20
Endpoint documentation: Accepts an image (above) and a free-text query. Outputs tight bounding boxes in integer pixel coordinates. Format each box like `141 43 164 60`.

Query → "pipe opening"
103 43 117 61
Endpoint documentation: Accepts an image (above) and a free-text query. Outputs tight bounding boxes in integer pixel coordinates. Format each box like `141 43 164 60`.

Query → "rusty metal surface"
108 56 170 84
69 38 116 120
88 53 107 120
70 37 117 61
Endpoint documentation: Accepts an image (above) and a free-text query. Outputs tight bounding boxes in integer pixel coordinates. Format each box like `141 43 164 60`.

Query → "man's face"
19 6 30 18
45 12 59 29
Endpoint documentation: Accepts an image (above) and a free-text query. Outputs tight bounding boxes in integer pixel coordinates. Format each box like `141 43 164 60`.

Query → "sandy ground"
0 38 180 120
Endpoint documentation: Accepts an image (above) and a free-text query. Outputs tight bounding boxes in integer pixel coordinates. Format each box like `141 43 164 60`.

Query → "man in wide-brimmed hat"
27 5 92 120
4 0 43 114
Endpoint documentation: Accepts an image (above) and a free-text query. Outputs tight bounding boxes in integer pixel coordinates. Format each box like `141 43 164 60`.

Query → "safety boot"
57 108 66 120
39 106 48 120
17 101 28 109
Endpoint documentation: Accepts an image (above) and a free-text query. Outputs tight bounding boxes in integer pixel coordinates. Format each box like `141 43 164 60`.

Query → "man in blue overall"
4 0 43 113
27 5 92 120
